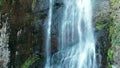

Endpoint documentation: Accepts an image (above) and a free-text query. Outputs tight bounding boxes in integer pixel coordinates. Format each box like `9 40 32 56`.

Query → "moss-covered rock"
21 55 40 68
110 0 120 9
94 0 112 67
109 0 120 67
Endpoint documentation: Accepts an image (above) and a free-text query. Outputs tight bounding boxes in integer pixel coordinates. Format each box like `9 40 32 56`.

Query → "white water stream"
0 14 10 68
45 0 97 68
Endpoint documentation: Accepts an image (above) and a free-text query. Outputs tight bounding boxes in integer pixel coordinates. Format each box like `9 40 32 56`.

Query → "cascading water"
46 0 97 68
0 14 10 68
45 0 53 68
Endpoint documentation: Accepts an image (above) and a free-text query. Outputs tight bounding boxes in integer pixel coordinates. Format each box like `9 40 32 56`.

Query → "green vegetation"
21 55 40 68
107 47 113 68
96 23 108 30
110 0 120 8
112 23 120 46
0 0 2 10
107 0 120 67
32 0 37 11
0 0 1 5
107 18 114 68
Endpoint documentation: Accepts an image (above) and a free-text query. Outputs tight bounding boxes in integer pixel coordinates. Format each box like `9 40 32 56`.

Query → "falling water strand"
0 14 10 68
45 0 52 68
51 0 97 68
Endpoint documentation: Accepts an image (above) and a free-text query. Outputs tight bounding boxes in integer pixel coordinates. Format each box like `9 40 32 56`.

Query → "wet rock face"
2 0 35 67
94 0 111 68
33 0 65 55
34 0 49 13
3 0 33 30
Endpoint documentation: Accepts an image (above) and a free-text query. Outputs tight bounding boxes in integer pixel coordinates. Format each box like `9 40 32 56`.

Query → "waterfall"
0 14 10 68
46 0 97 68
45 0 53 68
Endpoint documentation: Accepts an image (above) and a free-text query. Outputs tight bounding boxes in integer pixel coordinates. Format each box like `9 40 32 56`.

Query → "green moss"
0 0 1 5
96 23 108 30
107 47 113 68
110 0 120 46
109 26 113 38
108 24 113 67
21 55 40 68
108 49 113 60
108 0 120 67
110 0 120 8
108 0 120 66
0 0 2 10
108 62 112 68
112 23 120 46
32 0 37 11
